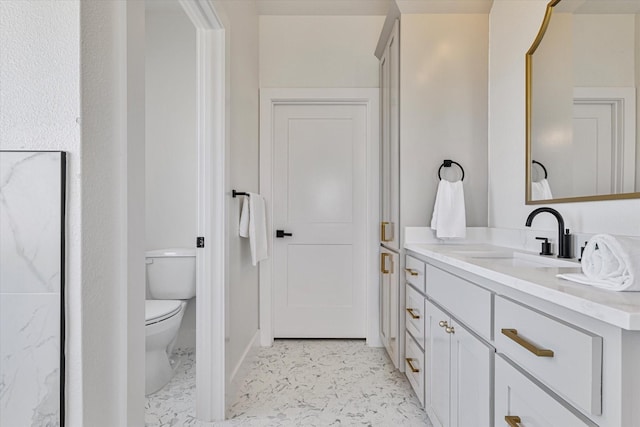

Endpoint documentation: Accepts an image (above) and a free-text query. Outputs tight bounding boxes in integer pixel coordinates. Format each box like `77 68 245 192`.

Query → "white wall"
0 2 82 424
145 6 197 251
212 0 261 406
81 1 147 425
259 15 384 88
489 0 640 237
145 3 198 349
400 14 489 231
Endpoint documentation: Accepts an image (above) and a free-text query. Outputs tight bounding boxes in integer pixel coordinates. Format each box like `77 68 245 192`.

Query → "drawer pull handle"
505 416 521 427
406 308 420 319
438 320 448 328
501 328 554 357
381 221 393 242
380 252 391 274
406 358 420 373
404 268 419 276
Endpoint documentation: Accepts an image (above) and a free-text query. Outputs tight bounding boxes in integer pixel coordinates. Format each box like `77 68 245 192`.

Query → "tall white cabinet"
374 2 489 373
378 16 401 369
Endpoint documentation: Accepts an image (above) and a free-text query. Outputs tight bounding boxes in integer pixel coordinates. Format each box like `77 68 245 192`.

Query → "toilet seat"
145 300 183 326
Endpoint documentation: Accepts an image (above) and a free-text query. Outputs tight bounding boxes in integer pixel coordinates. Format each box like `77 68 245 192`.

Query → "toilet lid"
145 300 183 325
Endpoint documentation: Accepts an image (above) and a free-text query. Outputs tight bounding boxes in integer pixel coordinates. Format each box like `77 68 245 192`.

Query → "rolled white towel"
557 234 640 291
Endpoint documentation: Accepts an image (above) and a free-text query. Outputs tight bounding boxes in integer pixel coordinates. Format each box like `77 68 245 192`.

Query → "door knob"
276 229 293 238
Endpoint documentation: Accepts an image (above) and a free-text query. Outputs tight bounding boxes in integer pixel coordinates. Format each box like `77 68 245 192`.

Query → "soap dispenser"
561 229 573 258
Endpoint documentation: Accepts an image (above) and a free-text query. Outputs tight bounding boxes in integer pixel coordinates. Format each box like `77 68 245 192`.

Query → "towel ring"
531 160 548 179
438 160 465 182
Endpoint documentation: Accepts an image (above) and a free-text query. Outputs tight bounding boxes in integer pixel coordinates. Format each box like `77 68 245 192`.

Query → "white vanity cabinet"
424 277 493 427
406 244 640 427
380 247 400 367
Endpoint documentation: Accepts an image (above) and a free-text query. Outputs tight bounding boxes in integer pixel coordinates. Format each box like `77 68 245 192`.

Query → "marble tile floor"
145 340 433 426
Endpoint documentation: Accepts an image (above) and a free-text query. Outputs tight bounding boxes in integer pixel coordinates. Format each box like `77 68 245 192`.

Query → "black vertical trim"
59 152 66 427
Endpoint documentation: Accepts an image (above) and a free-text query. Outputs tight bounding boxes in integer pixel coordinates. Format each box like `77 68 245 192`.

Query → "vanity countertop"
406 243 640 331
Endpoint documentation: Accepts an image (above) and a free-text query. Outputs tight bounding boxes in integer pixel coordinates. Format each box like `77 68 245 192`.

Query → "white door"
426 301 451 427
272 102 367 338
572 102 614 195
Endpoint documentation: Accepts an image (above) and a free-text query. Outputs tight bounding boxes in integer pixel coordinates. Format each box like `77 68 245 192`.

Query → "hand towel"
557 234 640 291
239 193 269 266
531 178 553 200
430 180 466 239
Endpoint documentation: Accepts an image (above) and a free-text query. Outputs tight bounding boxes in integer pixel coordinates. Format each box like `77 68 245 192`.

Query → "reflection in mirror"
527 0 640 203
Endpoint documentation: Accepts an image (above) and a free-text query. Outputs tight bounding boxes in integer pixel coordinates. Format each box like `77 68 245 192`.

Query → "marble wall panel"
1 151 62 294
0 150 64 427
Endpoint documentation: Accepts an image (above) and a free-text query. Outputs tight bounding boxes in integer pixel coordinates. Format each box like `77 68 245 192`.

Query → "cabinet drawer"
405 331 425 405
426 265 492 340
405 255 426 293
405 284 425 349
495 296 602 415
495 355 597 427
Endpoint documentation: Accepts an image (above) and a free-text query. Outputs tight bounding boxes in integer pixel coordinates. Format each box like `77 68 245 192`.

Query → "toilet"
145 248 196 395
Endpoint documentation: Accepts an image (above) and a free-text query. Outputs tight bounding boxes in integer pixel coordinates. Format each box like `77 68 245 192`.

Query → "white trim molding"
179 0 226 422
259 88 380 347
574 87 636 193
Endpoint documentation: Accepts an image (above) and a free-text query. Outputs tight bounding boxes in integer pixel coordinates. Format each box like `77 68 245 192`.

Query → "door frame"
259 88 381 347
573 87 636 193
178 0 226 421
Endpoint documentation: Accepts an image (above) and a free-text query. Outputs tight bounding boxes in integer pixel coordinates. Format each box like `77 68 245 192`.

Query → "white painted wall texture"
488 0 640 236
399 13 489 233
145 6 197 251
213 0 262 404
259 15 384 88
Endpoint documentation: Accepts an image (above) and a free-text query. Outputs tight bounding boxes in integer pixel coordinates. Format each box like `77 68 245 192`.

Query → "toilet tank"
146 248 196 299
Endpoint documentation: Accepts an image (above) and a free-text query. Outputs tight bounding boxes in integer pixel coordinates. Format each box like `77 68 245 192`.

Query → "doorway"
142 0 226 422
259 88 380 346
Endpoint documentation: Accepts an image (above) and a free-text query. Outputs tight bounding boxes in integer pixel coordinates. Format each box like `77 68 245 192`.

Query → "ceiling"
253 0 494 16
146 0 495 16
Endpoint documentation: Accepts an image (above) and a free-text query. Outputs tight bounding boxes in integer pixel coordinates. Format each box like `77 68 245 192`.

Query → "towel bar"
437 160 465 181
232 190 249 198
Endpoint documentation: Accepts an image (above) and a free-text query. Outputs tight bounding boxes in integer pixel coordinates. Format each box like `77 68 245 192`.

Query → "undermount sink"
451 250 580 268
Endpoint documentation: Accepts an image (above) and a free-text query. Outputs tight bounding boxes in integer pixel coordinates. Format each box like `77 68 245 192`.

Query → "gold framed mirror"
526 0 640 204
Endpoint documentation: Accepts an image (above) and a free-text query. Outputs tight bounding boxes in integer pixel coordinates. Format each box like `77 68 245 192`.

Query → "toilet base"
146 348 178 395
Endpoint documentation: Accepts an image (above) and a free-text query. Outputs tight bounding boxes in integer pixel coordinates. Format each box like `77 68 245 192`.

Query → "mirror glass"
527 0 640 203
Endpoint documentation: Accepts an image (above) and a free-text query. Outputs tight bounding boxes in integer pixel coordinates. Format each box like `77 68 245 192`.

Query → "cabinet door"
380 248 399 367
495 356 597 427
426 301 450 427
450 320 493 427
380 19 400 250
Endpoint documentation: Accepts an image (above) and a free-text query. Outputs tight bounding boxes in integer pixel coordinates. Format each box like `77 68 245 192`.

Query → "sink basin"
474 252 580 268
451 250 580 268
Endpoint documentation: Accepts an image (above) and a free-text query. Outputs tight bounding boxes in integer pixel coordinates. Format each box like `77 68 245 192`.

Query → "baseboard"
226 329 260 408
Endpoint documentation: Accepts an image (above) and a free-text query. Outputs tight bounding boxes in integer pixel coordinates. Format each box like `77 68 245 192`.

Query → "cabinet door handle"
438 320 448 328
406 358 420 373
406 308 420 319
445 326 455 334
381 221 393 242
501 328 554 357
380 252 391 274
504 415 521 427
404 268 419 276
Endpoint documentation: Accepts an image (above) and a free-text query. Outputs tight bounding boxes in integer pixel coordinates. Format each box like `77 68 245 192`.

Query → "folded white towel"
557 234 640 291
239 193 269 266
531 178 553 200
430 180 466 239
